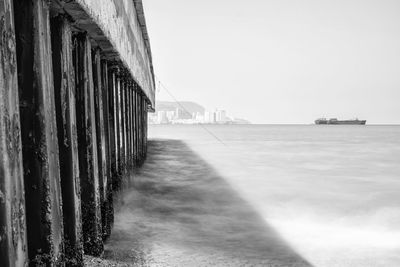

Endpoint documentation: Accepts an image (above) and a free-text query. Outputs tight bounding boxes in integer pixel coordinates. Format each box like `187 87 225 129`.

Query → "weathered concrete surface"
115 75 123 188
51 16 84 265
107 71 119 188
134 90 139 165
0 0 28 266
14 0 64 264
93 49 109 240
126 84 131 171
143 100 148 157
53 0 155 107
130 86 135 166
87 140 311 266
73 33 103 256
120 79 126 173
100 60 113 241
132 88 138 164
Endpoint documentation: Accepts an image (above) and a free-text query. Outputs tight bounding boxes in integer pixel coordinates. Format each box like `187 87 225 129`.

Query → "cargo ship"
315 118 366 125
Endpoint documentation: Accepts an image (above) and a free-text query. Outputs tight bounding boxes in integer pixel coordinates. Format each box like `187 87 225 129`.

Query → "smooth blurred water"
149 124 400 267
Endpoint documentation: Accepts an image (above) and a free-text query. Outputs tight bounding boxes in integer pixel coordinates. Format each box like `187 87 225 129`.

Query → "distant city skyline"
149 101 250 124
143 0 400 124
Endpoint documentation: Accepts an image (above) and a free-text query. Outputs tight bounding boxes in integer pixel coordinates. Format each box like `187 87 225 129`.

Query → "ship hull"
327 120 366 125
315 119 366 125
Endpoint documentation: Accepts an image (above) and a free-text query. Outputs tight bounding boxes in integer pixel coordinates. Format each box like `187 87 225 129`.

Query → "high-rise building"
166 111 175 121
216 110 227 122
157 111 168 124
174 107 192 120
204 111 215 123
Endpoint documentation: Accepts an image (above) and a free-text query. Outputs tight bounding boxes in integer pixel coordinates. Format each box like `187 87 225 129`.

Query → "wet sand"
86 139 311 266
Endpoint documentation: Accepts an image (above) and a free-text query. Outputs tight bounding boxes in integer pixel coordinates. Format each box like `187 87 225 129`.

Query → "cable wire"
154 76 227 146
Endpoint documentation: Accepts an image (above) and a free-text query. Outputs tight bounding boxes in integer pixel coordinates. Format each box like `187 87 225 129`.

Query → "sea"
148 124 400 267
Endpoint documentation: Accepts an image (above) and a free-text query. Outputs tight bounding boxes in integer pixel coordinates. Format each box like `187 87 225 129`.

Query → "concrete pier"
0 0 154 265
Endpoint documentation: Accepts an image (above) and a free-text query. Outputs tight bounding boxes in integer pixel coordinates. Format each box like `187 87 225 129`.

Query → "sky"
142 0 400 124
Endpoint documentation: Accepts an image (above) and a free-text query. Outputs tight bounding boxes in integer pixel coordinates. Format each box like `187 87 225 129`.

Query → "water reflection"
104 139 311 266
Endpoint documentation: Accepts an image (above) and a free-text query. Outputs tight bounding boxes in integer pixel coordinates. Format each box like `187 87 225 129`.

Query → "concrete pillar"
140 96 143 161
107 70 118 190
141 95 146 162
14 0 64 264
51 15 83 265
138 94 143 164
73 33 103 256
130 84 135 167
130 82 134 169
115 75 122 189
143 98 148 159
0 0 28 266
126 82 132 171
101 61 113 240
135 89 140 166
146 102 148 157
132 85 137 166
137 93 141 163
120 78 126 173
92 48 108 240
130 83 135 167
134 88 137 163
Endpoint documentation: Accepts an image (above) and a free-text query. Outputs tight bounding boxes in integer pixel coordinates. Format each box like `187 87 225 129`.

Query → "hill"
155 101 205 114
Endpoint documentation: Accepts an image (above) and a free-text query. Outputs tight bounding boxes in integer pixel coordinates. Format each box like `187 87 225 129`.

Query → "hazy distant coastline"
149 101 251 125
